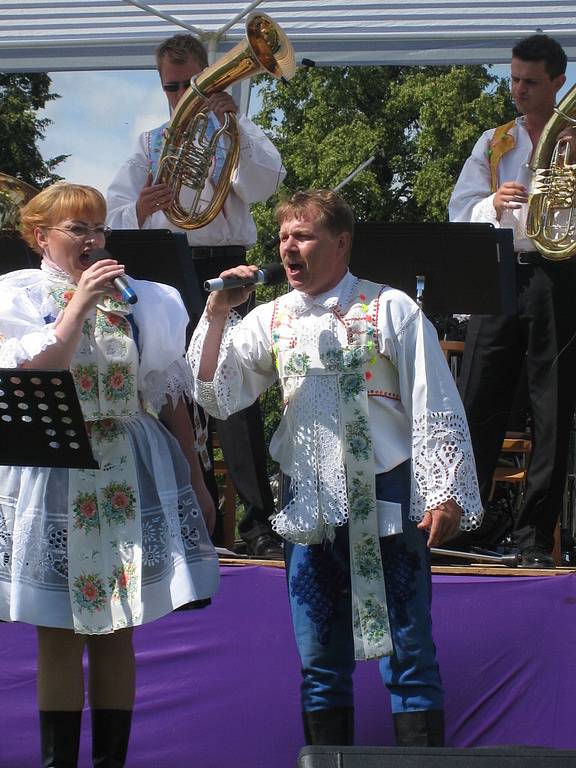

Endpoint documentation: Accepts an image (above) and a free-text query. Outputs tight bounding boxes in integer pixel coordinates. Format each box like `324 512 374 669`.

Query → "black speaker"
297 745 576 767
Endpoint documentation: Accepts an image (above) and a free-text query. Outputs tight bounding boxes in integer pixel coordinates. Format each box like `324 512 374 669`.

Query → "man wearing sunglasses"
106 33 285 559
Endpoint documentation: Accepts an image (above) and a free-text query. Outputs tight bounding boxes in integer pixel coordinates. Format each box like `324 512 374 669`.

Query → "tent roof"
2 0 576 73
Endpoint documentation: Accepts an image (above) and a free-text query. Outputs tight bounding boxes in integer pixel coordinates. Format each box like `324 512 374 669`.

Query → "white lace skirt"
0 413 219 630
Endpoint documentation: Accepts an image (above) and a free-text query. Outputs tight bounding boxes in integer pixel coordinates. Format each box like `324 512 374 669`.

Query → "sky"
38 63 576 199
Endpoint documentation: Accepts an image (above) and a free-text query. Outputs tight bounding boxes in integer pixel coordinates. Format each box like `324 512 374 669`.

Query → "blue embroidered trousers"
284 461 444 714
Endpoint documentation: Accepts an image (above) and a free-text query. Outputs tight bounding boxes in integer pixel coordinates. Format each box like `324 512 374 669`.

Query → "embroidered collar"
282 271 360 317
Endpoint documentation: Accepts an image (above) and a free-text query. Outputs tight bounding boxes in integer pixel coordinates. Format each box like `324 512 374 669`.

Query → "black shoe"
91 709 132 768
302 707 354 746
519 546 555 569
246 532 284 559
393 709 445 747
40 710 82 768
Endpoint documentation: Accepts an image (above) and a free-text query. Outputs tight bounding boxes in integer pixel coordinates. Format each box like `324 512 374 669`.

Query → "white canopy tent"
2 0 576 73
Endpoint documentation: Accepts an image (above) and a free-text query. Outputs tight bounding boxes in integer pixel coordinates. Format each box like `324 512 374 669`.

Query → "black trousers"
458 259 576 552
189 247 277 544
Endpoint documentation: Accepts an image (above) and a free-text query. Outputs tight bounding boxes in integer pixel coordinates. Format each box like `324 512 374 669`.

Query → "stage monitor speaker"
297 745 576 767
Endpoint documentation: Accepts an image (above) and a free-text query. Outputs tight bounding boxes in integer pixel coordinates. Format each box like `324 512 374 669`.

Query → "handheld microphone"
87 248 138 305
204 263 286 292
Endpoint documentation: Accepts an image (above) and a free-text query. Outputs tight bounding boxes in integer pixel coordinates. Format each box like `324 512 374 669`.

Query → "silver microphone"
204 263 286 292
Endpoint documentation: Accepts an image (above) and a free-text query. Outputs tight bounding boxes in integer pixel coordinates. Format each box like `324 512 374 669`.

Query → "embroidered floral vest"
272 280 400 414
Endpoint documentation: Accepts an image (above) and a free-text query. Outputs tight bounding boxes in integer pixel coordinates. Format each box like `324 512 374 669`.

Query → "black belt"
515 251 545 265
189 245 246 260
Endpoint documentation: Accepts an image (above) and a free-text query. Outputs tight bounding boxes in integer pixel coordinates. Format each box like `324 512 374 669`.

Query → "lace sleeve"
385 295 483 531
140 357 193 414
187 309 242 418
188 307 274 419
411 411 483 530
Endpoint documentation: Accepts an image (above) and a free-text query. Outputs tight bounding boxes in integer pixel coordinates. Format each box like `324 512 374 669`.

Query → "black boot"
393 709 445 747
302 707 354 745
39 710 82 768
91 709 132 767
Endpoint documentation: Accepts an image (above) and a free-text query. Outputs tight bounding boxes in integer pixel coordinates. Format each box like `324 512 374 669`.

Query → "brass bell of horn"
526 83 576 261
154 12 296 230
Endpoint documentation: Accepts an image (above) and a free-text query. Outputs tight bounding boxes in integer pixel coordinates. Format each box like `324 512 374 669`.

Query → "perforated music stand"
350 222 517 315
0 369 98 469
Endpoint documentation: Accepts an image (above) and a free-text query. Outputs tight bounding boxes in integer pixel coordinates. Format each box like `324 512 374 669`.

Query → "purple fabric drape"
1 567 575 767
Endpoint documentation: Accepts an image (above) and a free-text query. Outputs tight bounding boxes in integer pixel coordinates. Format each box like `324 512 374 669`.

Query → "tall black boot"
393 709 445 747
302 707 354 745
39 710 82 768
91 709 132 767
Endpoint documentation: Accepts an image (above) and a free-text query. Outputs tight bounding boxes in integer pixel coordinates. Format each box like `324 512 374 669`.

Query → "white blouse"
448 116 535 251
0 269 192 413
189 271 482 530
106 115 286 247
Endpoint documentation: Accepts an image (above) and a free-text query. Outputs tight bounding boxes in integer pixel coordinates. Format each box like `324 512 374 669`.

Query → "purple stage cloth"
1 567 575 767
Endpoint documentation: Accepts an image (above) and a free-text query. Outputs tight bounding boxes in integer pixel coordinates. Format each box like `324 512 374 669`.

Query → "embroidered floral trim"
100 481 137 526
353 533 382 580
102 363 136 402
109 562 138 603
284 351 311 376
354 594 390 645
96 311 130 336
73 363 98 401
73 572 107 614
340 372 365 403
348 473 374 521
90 418 122 443
72 491 100 533
345 409 372 461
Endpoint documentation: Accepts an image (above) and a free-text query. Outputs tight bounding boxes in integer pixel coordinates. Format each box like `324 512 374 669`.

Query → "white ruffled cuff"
140 357 193 413
0 326 58 368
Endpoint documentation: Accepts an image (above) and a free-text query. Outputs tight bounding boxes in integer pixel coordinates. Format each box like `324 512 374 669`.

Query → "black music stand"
0 231 40 273
0 369 97 469
351 222 517 315
352 221 521 566
105 229 204 326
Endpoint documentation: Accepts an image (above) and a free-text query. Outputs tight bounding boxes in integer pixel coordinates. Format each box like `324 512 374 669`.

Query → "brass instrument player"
449 34 576 568
107 33 285 557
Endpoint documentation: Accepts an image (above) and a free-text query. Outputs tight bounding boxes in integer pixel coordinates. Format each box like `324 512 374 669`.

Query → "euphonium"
0 172 37 230
526 84 576 260
155 12 295 230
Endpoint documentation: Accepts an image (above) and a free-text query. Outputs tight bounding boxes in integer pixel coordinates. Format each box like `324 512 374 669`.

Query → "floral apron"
48 281 143 634
272 280 401 660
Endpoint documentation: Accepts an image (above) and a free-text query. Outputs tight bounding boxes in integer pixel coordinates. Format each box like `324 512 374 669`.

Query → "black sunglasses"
162 79 192 93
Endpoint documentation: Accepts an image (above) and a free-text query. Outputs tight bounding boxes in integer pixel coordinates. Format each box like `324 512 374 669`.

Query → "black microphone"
204 263 286 292
87 248 138 304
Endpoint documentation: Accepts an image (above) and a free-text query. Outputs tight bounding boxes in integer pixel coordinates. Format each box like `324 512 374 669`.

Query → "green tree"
248 64 516 456
0 73 67 187
249 64 515 265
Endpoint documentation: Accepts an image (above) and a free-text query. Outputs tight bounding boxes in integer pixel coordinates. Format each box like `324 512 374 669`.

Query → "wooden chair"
439 340 532 510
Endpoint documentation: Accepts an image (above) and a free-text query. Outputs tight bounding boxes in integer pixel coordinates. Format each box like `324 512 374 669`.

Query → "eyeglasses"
162 79 192 93
46 225 112 240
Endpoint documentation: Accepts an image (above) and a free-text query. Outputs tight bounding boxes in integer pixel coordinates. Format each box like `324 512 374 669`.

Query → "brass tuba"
155 12 295 230
0 172 38 231
526 84 576 260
